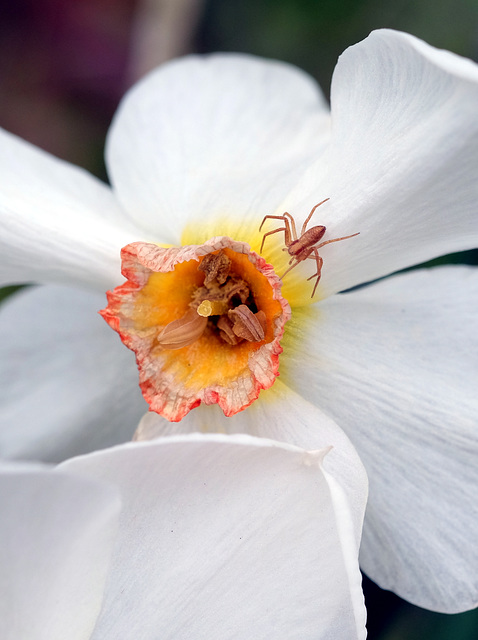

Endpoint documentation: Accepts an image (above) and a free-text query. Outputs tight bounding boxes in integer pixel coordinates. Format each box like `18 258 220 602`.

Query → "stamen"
156 308 207 350
217 316 241 345
198 251 232 285
228 305 266 342
197 299 230 317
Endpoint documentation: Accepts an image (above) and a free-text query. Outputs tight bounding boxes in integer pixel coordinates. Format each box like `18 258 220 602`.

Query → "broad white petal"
107 54 330 243
282 266 478 612
281 29 478 297
0 462 120 640
135 380 368 549
0 285 147 463
0 128 139 290
61 435 367 639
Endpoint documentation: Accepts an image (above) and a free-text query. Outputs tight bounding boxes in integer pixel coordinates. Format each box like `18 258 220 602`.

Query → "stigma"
100 237 290 421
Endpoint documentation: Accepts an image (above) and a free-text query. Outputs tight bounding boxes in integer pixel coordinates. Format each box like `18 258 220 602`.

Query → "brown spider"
259 198 359 297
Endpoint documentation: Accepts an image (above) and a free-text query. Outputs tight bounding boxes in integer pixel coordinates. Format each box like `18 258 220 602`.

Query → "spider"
259 198 359 297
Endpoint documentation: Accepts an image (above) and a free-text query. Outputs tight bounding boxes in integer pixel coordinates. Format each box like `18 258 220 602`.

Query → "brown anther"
228 305 266 342
198 250 232 285
217 316 241 345
156 308 208 350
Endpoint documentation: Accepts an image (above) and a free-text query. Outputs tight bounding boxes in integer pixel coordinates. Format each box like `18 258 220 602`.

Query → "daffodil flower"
0 29 477 612
0 434 367 639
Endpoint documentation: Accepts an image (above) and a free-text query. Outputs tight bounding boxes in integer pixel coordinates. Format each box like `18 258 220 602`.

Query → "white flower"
0 29 477 612
0 434 367 640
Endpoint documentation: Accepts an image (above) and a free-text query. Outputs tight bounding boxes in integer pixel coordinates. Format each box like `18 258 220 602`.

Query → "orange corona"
101 237 290 421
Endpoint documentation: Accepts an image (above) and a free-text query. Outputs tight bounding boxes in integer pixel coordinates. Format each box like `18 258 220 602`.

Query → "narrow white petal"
61 435 367 639
0 463 120 640
134 380 368 551
281 29 478 296
107 54 330 243
0 129 139 290
0 285 147 463
282 266 478 612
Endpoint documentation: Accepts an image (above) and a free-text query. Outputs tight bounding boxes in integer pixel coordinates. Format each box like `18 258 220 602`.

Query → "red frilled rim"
101 237 291 421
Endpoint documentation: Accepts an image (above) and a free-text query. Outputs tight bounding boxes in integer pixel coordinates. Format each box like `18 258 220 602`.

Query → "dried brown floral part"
229 305 266 342
216 315 241 345
198 250 231 285
156 308 207 350
190 275 250 311
222 277 250 303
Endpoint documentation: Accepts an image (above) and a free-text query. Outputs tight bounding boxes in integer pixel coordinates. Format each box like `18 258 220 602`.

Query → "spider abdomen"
288 226 326 258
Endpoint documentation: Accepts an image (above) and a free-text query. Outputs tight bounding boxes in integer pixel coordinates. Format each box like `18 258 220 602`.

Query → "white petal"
106 54 330 243
134 380 368 551
0 128 139 290
281 266 478 612
0 462 120 640
281 29 478 296
0 285 147 462
61 435 367 639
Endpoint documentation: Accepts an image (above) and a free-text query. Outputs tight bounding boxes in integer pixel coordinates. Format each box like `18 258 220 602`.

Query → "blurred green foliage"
0 285 24 305
382 604 478 639
363 575 478 639
200 0 478 95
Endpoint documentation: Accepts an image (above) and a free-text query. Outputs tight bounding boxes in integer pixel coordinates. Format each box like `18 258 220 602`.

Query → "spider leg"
259 215 293 251
282 246 314 274
259 214 288 232
300 198 330 235
260 227 287 253
314 232 360 250
282 212 298 241
281 259 301 279
305 249 323 297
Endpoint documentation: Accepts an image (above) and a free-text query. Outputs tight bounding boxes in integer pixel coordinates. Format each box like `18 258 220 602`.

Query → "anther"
198 250 232 285
228 305 266 342
156 308 208 350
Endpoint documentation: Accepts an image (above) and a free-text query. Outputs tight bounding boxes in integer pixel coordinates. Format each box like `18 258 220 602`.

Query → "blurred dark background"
0 1 477 636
